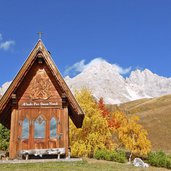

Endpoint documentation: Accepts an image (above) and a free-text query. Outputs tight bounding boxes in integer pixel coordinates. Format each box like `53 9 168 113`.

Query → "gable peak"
34 39 49 57
36 39 44 48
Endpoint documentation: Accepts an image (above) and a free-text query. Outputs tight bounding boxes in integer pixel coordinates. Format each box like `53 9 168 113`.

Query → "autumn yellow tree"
114 110 151 161
70 89 114 157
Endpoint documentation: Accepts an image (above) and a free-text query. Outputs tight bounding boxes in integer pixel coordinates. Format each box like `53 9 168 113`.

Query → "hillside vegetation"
107 94 171 153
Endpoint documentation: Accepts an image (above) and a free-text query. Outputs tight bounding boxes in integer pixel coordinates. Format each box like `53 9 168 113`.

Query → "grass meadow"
0 158 169 171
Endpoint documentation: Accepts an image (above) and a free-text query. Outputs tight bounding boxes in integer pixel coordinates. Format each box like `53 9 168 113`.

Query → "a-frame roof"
0 40 84 128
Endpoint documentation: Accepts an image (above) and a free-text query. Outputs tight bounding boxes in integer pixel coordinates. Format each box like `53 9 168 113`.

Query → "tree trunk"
129 152 132 163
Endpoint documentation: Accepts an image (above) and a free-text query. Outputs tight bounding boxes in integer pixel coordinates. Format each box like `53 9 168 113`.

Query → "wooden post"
62 93 69 157
9 109 18 159
68 147 71 159
63 107 69 157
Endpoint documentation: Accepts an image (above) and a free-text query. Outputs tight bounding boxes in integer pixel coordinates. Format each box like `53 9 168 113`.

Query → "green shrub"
166 158 171 169
168 154 171 159
147 151 171 169
0 124 10 151
94 149 127 163
94 149 107 160
113 150 127 163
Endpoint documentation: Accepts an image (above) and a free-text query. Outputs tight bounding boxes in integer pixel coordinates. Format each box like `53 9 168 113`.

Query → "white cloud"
64 57 132 76
112 64 132 74
135 66 144 71
0 33 15 51
64 59 86 76
0 40 15 51
0 33 2 41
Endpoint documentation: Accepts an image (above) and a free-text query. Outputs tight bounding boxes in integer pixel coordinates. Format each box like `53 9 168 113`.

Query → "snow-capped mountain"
1 60 171 104
65 59 129 104
0 81 11 98
65 60 171 104
126 69 171 98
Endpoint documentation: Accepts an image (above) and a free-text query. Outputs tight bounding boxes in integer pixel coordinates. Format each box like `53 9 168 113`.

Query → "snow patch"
0 81 11 96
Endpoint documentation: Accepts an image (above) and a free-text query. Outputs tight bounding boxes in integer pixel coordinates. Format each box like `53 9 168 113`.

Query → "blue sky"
0 0 171 85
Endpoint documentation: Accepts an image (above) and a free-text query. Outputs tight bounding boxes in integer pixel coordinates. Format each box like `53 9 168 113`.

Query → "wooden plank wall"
9 62 69 159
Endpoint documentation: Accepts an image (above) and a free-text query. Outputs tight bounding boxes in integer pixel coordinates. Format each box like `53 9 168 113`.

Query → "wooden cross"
37 32 43 39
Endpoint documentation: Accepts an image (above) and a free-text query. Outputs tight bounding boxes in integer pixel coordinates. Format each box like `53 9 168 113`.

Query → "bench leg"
68 152 71 159
57 153 60 159
26 154 29 160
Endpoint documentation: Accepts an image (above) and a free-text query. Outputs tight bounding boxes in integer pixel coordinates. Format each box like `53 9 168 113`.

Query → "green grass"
0 158 170 171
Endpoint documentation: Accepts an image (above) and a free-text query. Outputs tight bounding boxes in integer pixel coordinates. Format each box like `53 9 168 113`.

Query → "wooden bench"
19 148 65 160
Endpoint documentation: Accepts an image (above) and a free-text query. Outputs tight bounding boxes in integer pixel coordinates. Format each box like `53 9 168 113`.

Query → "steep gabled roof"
0 40 84 128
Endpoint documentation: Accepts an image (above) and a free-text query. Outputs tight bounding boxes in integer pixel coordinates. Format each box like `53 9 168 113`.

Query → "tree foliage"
114 110 151 158
0 123 10 151
98 98 110 118
70 89 114 157
98 98 120 130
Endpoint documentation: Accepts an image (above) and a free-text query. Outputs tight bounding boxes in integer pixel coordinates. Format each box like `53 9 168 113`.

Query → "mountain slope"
109 94 171 152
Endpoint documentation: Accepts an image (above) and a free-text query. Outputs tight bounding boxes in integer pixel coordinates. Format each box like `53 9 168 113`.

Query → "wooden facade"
0 40 84 159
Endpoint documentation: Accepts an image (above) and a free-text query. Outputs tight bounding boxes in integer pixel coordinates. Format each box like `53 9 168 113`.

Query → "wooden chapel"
0 39 84 159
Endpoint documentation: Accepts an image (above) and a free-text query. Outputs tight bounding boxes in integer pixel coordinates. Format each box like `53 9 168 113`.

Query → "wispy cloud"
0 33 15 51
64 57 132 76
64 60 86 76
112 64 132 75
0 33 2 41
0 40 15 51
135 66 145 71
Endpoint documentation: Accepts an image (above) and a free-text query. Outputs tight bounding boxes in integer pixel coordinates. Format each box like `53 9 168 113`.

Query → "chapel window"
50 117 57 138
34 115 45 138
22 118 29 139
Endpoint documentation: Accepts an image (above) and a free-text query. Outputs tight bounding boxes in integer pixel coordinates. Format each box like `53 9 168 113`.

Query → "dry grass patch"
108 94 171 152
